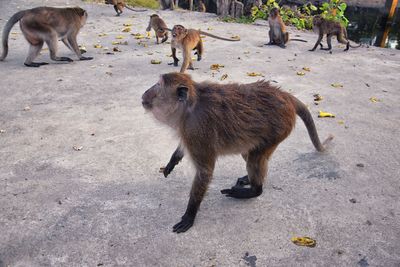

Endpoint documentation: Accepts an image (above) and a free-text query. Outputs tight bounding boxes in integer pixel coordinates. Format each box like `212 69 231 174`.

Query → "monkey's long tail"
290 38 308 43
1 10 25 61
292 96 334 152
125 5 147 12
198 30 240 42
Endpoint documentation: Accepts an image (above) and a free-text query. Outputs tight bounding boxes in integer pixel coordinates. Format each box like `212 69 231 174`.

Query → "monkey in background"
309 15 361 51
198 0 206 12
146 14 169 44
0 6 93 67
106 0 147 16
170 25 240 73
267 7 307 48
142 72 333 233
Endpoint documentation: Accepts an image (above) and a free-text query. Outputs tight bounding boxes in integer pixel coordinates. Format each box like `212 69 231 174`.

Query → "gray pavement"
0 1 399 266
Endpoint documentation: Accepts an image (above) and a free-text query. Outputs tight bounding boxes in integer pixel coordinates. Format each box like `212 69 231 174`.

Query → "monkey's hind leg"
221 145 277 199
321 33 333 51
337 33 350 51
24 41 48 67
113 5 121 16
172 47 179 66
196 40 203 61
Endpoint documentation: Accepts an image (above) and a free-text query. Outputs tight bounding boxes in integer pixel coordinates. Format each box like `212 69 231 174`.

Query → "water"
346 6 399 50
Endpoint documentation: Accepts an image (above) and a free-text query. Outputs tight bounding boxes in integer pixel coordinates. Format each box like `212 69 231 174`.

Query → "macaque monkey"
309 15 361 52
107 0 147 16
142 72 333 233
198 0 206 12
170 25 240 73
0 7 93 67
267 7 307 48
146 14 169 44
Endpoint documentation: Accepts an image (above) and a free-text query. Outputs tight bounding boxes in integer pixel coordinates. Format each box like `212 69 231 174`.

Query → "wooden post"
380 0 398 47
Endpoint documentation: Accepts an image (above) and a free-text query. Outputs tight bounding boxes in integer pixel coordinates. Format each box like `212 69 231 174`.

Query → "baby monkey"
142 73 333 233
0 6 93 67
171 25 240 73
310 15 361 51
146 14 169 44
267 7 307 48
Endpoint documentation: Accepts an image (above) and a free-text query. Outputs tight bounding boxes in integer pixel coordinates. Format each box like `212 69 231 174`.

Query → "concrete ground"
0 1 399 266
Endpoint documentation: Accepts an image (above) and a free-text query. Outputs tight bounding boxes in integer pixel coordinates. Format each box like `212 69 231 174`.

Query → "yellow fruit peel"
318 111 335 118
291 237 316 248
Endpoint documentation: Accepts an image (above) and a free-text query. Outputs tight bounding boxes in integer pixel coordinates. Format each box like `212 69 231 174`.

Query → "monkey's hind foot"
221 186 262 199
24 62 49 67
235 175 250 187
80 56 94 61
173 214 194 233
57 57 73 62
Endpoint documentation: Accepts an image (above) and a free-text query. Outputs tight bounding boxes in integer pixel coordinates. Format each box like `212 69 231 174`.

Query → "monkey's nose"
142 100 152 109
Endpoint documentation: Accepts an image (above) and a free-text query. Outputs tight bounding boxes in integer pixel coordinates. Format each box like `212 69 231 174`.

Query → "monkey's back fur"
178 80 296 155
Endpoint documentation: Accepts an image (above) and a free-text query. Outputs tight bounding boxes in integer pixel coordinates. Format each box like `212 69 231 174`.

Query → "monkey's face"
172 25 188 40
142 73 194 127
269 7 279 18
312 15 323 30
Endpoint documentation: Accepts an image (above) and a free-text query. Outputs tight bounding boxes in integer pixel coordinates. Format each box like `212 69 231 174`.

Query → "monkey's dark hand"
235 175 250 187
60 57 73 62
172 214 194 233
80 56 93 61
221 186 262 199
159 163 175 178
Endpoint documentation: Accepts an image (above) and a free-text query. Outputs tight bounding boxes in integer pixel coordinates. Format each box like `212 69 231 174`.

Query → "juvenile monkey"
0 7 93 67
170 25 240 73
107 0 147 16
267 7 307 48
146 14 169 44
198 0 206 12
142 72 333 233
309 15 361 51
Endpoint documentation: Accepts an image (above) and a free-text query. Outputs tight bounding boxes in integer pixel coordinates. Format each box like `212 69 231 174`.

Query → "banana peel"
151 59 162 64
318 111 335 118
210 64 224 70
291 237 316 248
247 72 264 77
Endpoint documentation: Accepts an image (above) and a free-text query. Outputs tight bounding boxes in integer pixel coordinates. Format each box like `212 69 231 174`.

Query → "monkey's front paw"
80 56 94 61
172 215 194 233
24 62 48 67
308 49 316 52
221 186 262 199
160 163 175 178
173 61 179 67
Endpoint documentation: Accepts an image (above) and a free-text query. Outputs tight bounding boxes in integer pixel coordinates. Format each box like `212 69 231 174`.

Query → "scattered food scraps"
78 45 87 53
369 97 381 103
132 33 145 39
73 146 83 151
331 83 343 88
123 23 132 27
231 35 240 40
151 59 162 64
210 64 224 70
207 27 213 30
98 33 107 37
113 47 121 52
111 41 120 45
313 94 323 102
116 35 124 39
338 120 345 125
94 44 103 48
291 237 316 248
122 27 131 32
297 71 305 76
220 74 228 81
303 67 311 72
247 72 264 77
318 111 335 118
146 31 151 37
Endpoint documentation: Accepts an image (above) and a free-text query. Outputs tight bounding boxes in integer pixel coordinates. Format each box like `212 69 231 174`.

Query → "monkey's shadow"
292 151 342 180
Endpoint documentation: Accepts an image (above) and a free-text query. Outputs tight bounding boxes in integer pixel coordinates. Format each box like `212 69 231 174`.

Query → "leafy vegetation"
249 0 349 30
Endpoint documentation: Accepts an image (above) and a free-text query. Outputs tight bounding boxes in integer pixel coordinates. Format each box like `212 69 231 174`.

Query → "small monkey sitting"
142 73 333 233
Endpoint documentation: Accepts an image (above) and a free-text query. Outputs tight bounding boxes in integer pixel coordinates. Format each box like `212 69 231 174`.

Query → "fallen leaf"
247 72 264 77
291 237 316 248
210 64 224 70
318 111 335 118
132 33 145 39
116 35 124 39
73 145 83 151
111 41 120 45
94 44 103 48
220 74 228 81
369 97 381 103
297 71 305 76
123 23 132 27
98 33 107 37
303 67 311 72
122 27 131 32
331 83 343 88
151 59 162 64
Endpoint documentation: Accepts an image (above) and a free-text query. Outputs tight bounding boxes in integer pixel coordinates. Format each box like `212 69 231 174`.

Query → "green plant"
319 0 349 26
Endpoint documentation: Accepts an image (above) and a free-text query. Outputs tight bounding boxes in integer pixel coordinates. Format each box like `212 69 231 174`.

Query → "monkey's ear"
177 86 188 102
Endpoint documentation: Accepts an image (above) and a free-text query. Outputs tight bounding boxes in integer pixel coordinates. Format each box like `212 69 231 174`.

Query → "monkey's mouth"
142 101 152 110
172 34 177 37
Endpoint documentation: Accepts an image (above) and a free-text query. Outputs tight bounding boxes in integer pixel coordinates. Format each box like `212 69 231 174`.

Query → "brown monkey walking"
107 0 147 16
309 15 361 51
146 14 169 44
0 6 93 67
170 25 240 73
142 73 333 233
267 7 307 48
